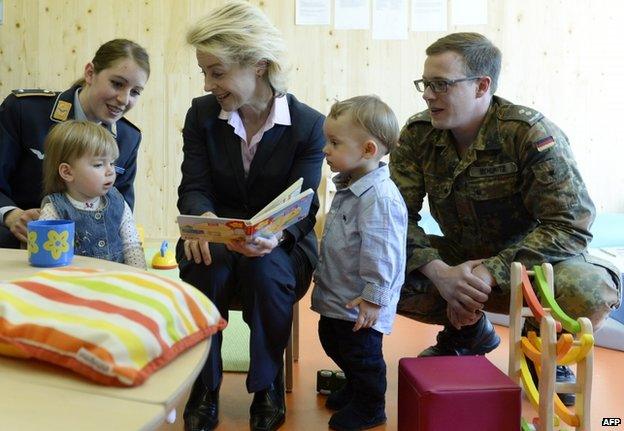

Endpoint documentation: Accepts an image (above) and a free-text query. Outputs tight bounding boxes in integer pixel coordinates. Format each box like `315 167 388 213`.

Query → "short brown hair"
42 121 119 195
74 39 150 87
328 95 399 154
426 32 501 93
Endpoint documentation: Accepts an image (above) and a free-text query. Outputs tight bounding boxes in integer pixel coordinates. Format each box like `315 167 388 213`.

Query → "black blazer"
0 85 141 210
177 93 325 266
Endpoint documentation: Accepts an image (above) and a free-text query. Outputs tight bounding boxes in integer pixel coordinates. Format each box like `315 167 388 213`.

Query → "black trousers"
0 225 20 248
178 241 312 393
318 316 386 414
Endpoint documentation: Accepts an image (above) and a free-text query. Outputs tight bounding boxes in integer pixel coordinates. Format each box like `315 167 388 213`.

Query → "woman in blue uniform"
0 38 150 247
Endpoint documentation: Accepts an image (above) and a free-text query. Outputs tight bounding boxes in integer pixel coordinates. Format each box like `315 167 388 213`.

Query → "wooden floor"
159 290 624 431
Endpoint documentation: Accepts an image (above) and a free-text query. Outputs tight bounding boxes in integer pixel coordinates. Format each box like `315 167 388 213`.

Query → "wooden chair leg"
285 329 294 393
285 301 300 393
293 301 299 362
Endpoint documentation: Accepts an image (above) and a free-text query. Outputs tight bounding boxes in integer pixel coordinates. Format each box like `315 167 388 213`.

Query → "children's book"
177 178 313 243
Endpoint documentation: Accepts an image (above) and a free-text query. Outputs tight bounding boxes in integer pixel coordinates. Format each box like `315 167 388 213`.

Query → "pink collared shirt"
218 96 292 176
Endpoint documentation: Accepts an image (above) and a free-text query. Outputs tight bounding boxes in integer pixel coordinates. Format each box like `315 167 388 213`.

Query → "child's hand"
346 297 381 332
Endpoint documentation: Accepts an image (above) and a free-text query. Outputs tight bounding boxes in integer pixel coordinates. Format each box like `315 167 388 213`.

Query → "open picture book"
177 178 314 243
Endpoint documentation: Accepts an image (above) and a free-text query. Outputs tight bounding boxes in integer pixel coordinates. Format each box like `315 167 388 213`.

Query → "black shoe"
556 366 576 406
183 378 219 431
525 358 576 407
325 383 353 411
250 368 286 431
328 403 386 431
419 314 500 357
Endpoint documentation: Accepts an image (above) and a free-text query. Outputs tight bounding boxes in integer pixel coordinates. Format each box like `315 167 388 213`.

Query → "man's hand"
346 296 381 331
419 259 491 327
5 208 41 243
443 264 497 328
183 211 216 265
472 263 497 288
447 305 482 329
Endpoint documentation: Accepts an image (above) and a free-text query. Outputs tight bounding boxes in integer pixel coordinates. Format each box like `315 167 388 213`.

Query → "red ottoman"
398 356 521 431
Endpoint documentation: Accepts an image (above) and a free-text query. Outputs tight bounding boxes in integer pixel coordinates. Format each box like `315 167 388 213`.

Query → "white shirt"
218 95 291 175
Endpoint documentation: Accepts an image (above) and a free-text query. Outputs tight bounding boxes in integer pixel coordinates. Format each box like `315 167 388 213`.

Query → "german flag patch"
535 136 555 152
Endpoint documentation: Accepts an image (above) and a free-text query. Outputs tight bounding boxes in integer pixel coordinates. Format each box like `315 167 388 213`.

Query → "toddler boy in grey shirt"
312 95 407 431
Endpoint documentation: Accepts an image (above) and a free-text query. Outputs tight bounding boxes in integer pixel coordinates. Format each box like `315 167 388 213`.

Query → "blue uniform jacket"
0 85 141 211
177 93 325 267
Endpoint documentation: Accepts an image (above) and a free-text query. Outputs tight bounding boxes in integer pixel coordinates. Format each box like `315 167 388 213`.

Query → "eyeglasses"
413 76 482 93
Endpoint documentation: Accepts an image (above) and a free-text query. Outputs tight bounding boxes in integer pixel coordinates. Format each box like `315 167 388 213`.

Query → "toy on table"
151 240 177 270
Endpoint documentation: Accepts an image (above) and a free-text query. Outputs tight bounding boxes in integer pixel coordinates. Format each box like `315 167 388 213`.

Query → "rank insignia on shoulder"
535 136 555 152
12 88 56 98
51 100 72 122
497 104 543 126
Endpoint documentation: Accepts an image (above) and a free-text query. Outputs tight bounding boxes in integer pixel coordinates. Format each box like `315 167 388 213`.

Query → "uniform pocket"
468 175 518 201
532 158 569 184
583 252 623 302
424 174 453 223
466 174 531 238
531 158 579 208
424 174 452 199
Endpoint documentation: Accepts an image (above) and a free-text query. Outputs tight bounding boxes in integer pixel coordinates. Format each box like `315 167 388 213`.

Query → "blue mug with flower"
27 220 75 267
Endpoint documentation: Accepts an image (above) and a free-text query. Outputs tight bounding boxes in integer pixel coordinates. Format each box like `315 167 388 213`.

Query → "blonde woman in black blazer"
176 3 324 431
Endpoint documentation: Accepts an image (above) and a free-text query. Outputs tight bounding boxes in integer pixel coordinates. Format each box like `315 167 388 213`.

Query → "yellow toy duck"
151 240 178 270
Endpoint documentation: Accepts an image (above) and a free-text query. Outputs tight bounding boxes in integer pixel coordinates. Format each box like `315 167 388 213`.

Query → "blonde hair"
42 121 119 195
328 95 400 154
74 39 150 87
186 1 289 95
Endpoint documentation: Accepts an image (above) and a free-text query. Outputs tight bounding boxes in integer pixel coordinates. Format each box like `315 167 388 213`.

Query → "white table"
0 248 210 430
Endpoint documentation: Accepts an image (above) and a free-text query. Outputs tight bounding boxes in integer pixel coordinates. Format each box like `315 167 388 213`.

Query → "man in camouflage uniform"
390 32 621 405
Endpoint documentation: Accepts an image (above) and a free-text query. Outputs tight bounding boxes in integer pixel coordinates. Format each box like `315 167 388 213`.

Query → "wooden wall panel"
1 0 622 240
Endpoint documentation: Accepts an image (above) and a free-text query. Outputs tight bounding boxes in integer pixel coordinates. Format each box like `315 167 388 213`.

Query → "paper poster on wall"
411 0 447 32
450 0 487 26
372 0 408 40
296 0 331 25
335 0 370 30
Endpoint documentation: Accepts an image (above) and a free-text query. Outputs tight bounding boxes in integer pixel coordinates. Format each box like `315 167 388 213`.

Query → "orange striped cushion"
0 267 226 386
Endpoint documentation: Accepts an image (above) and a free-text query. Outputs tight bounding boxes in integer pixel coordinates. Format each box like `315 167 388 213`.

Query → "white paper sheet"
335 0 370 29
296 0 332 25
372 0 408 40
450 0 488 26
411 0 447 32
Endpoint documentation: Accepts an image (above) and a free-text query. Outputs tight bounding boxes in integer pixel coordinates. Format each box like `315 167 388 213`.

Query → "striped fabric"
0 267 226 386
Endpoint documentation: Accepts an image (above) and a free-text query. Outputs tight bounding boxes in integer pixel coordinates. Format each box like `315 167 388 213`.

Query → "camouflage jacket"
390 96 595 289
